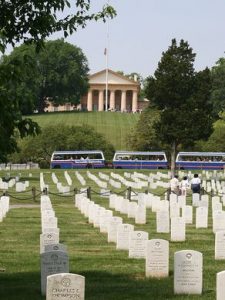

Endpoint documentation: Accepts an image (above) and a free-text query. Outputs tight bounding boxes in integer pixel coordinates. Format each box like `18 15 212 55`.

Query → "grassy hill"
30 111 140 150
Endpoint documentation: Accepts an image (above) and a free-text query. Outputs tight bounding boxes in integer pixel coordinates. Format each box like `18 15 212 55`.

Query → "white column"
132 90 138 112
87 90 93 111
99 90 104 111
121 90 126 112
110 90 115 110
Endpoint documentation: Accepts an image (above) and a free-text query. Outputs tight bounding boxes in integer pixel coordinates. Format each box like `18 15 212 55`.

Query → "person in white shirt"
170 175 180 195
190 174 201 193
180 176 189 196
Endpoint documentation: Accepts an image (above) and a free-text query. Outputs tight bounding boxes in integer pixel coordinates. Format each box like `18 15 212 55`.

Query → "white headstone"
128 202 138 218
215 231 225 260
177 195 186 208
156 210 170 233
192 193 200 207
40 232 60 254
93 207 106 228
129 231 149 259
174 250 202 295
170 203 180 219
145 239 169 278
107 216 123 243
217 271 225 300
99 210 113 233
109 194 117 209
88 203 99 224
171 217 185 242
135 204 146 224
151 196 161 212
182 205 193 224
213 210 225 234
42 216 58 232
120 198 129 214
116 223 134 250
169 193 177 202
196 207 208 229
212 202 222 214
46 273 85 300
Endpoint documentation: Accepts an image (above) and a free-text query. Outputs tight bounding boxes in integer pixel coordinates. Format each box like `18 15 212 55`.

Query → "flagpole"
105 0 109 111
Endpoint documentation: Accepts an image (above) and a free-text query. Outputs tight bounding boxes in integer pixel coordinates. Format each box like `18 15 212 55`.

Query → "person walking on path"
170 175 180 195
180 176 190 196
190 173 201 193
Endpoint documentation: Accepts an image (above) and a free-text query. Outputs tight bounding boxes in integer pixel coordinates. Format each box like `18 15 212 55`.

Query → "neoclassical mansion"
45 69 148 112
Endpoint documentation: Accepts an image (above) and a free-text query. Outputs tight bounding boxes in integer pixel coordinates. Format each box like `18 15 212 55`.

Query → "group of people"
170 174 201 196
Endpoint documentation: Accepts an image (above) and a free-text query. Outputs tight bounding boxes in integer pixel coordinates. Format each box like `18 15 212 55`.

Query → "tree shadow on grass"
0 272 44 300
0 270 215 300
78 270 174 300
0 270 173 300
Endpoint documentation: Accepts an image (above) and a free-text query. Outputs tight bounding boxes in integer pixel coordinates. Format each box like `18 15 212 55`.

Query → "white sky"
8 0 225 79
59 0 225 78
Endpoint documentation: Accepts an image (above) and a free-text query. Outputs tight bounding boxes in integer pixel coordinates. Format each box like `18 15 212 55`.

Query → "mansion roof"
89 69 140 87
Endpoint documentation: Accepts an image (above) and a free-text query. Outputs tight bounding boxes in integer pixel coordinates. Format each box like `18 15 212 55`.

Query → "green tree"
2 39 89 113
0 1 116 53
0 57 41 161
210 57 225 116
196 112 225 152
126 107 162 150
145 39 214 175
0 1 116 160
10 124 115 167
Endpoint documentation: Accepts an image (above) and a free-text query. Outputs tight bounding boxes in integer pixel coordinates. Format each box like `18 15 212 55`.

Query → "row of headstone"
10 163 28 170
40 195 69 296
132 171 170 189
124 172 131 178
170 193 209 227
111 172 142 189
131 175 148 189
64 171 72 186
51 173 58 184
87 171 107 188
108 183 209 242
0 195 10 222
75 191 204 295
15 181 29 192
75 171 86 186
0 177 16 190
109 194 146 224
40 194 86 299
56 182 71 194
50 173 71 194
109 178 122 189
75 194 149 258
0 180 9 190
98 172 110 181
40 173 49 192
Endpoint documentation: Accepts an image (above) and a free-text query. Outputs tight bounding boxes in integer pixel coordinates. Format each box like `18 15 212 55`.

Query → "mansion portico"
45 69 148 112
80 69 141 112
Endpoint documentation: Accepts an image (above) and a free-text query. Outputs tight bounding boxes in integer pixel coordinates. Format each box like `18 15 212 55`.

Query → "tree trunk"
170 141 177 177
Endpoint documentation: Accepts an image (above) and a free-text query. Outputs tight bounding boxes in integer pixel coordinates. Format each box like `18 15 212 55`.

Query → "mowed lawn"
0 169 224 299
30 112 140 150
